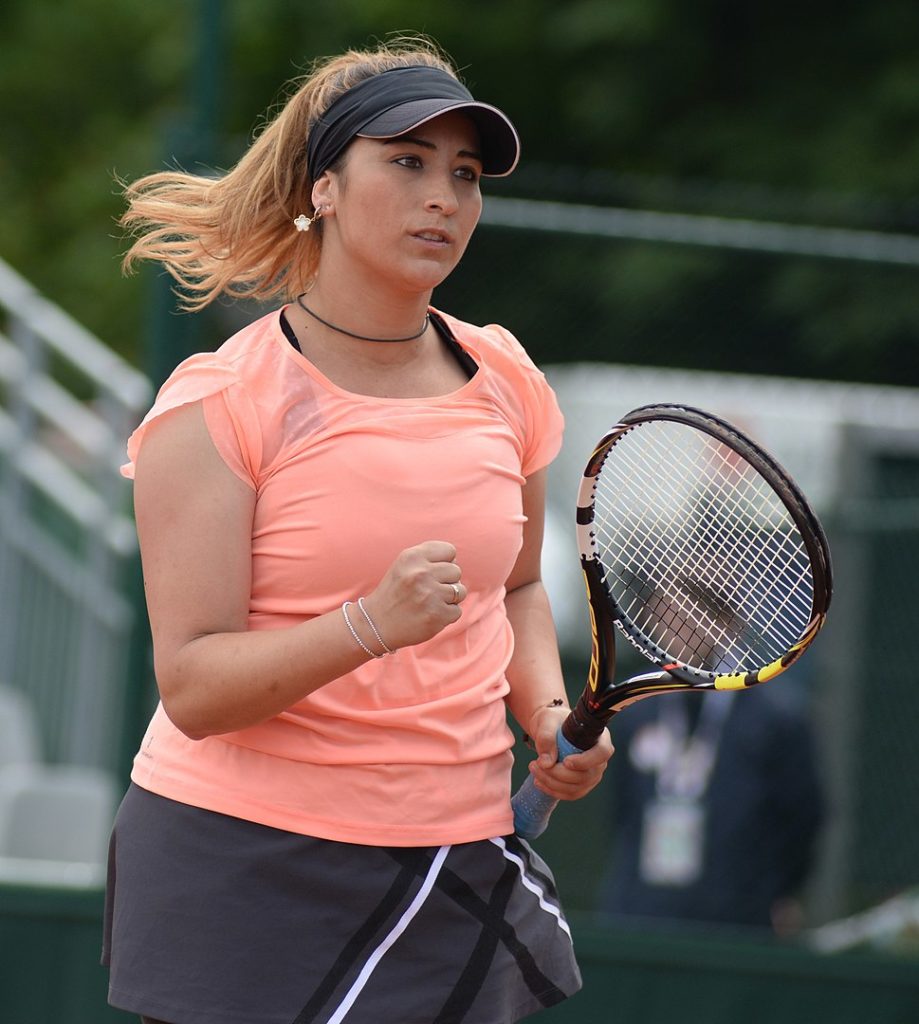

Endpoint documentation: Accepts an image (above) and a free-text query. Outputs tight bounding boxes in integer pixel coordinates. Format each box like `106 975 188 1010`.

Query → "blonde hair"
120 36 457 311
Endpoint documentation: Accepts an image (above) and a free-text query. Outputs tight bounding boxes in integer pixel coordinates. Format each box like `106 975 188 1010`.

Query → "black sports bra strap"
427 310 478 380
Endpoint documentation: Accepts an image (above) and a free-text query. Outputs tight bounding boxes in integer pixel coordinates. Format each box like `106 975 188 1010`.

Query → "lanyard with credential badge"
639 693 734 887
655 692 734 800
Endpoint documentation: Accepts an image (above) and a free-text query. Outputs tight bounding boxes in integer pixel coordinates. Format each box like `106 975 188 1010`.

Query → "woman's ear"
311 172 335 214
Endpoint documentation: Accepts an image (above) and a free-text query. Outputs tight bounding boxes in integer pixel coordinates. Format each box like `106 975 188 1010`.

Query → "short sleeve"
121 352 261 489
490 326 565 476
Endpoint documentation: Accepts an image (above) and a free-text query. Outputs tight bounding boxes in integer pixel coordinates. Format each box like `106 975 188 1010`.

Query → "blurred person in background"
598 674 824 934
596 573 825 935
100 34 614 1024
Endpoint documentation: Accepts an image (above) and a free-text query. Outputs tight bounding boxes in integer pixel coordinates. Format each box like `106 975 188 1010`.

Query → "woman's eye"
395 155 423 168
455 166 480 183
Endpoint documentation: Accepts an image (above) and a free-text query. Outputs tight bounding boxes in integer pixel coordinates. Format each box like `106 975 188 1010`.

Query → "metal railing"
0 258 151 772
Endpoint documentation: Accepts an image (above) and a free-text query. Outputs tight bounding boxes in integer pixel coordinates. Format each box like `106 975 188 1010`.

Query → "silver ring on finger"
449 583 461 605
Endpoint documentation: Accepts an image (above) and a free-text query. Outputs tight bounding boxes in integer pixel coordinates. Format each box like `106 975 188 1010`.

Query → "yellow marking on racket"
584 571 600 692
714 673 752 691
714 614 827 690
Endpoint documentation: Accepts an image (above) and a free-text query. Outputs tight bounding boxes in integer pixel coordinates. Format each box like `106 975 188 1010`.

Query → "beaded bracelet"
341 601 383 658
342 600 393 658
357 597 394 655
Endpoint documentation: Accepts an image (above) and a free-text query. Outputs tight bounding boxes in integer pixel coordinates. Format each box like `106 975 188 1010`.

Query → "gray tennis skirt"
102 784 581 1024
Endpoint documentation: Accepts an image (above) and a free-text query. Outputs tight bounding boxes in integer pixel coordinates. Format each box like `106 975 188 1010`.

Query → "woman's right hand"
362 541 467 650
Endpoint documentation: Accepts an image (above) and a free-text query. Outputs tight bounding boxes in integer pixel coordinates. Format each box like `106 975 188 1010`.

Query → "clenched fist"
360 541 467 650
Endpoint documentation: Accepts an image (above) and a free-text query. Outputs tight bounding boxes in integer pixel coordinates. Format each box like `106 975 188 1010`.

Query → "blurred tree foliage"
1 0 918 384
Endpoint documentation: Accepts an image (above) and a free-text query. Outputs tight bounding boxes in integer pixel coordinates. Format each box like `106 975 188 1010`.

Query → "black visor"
306 66 520 181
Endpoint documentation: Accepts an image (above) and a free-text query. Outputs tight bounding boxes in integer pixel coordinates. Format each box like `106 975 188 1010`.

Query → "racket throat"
568 669 703 748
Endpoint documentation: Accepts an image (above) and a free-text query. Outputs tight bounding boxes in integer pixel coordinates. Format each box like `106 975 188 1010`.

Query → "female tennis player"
101 36 613 1024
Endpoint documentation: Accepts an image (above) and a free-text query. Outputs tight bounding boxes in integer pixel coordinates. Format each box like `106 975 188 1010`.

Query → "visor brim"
357 99 520 177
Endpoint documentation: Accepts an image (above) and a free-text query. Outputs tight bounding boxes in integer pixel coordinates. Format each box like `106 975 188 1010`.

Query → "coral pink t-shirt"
124 306 564 846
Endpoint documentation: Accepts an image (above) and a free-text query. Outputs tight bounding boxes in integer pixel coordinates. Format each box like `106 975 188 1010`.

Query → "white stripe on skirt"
489 837 572 940
325 844 452 1024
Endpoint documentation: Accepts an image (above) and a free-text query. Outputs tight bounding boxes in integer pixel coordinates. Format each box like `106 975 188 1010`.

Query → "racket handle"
511 730 585 840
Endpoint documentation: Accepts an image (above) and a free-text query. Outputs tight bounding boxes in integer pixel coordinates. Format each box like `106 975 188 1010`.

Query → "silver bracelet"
357 597 394 655
341 601 382 658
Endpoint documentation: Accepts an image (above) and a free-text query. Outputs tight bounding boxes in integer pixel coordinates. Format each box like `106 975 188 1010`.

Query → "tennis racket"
511 403 833 840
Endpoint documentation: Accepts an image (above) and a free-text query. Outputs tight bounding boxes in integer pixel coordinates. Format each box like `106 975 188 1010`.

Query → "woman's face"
317 110 484 294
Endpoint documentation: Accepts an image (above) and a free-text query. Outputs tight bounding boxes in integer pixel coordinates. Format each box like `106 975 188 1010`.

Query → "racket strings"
607 474 810 667
685 480 814 639
598 473 810 669
591 421 815 674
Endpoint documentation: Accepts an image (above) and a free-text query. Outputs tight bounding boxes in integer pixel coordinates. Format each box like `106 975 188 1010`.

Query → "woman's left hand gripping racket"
511 403 833 840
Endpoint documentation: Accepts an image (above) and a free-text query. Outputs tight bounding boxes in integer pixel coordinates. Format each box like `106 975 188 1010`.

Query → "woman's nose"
424 176 459 215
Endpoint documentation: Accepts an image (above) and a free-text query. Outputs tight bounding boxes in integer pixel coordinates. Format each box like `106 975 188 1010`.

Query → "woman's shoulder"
123 310 283 480
154 308 289 408
204 308 284 374
431 308 542 377
432 308 564 472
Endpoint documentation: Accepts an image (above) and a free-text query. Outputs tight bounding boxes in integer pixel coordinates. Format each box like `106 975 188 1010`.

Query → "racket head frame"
574 403 833 732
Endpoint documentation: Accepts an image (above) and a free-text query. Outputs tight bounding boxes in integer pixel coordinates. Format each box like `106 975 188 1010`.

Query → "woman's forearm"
503 580 569 737
156 606 374 739
505 579 614 802
151 539 466 740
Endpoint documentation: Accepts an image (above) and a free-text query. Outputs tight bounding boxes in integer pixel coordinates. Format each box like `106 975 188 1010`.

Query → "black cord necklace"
297 294 429 343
